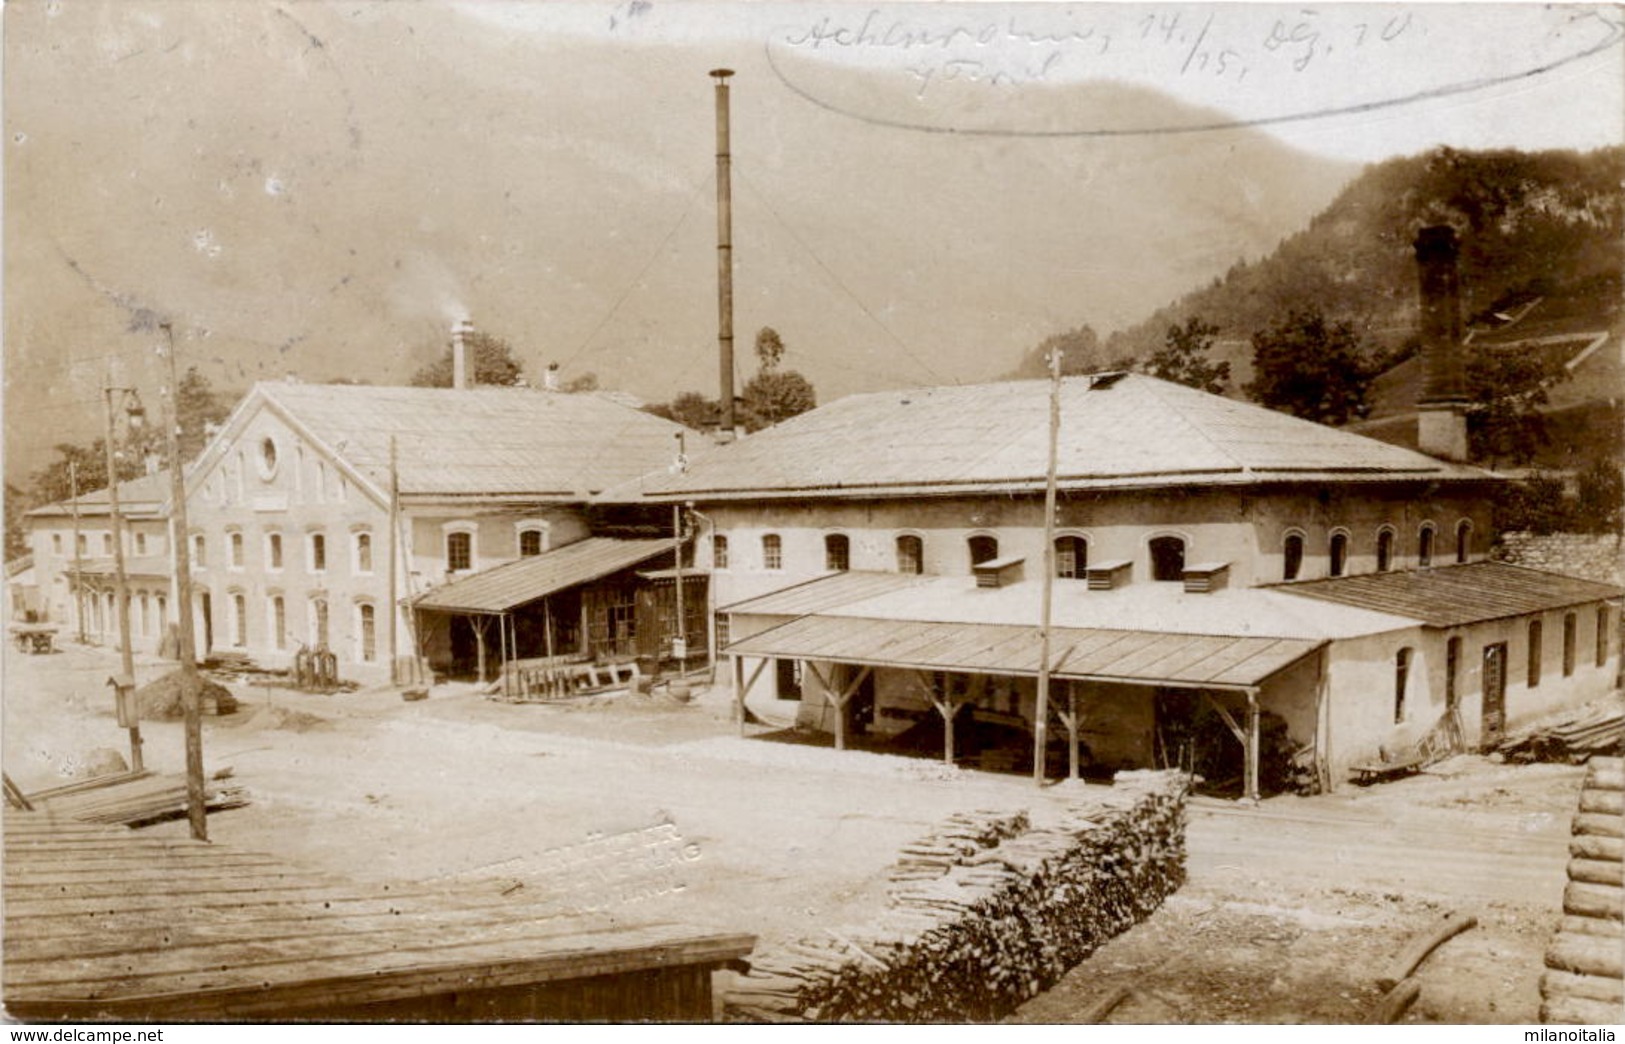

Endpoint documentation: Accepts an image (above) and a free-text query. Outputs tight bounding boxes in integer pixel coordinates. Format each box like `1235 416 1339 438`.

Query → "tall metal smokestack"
1413 227 1469 461
712 68 736 442
451 317 473 390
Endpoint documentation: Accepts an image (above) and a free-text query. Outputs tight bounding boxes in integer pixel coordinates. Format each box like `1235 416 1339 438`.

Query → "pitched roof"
253 383 688 499
630 374 1493 501
727 616 1322 690
1277 561 1623 628
24 472 171 519
412 537 671 614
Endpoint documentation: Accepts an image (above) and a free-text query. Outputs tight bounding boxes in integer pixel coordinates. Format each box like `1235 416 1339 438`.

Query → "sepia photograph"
2 0 1622 1031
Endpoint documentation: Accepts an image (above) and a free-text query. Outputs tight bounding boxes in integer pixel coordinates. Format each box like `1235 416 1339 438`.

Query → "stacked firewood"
726 770 1189 1023
1540 756 1623 1024
1499 703 1623 764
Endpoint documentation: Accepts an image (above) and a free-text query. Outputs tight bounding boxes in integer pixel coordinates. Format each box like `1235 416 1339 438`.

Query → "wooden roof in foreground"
2 813 753 1022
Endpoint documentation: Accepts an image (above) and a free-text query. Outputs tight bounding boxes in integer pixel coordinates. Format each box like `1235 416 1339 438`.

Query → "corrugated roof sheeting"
412 537 670 614
259 383 687 498
727 615 1321 689
638 374 1490 500
721 571 936 615
1278 562 1624 628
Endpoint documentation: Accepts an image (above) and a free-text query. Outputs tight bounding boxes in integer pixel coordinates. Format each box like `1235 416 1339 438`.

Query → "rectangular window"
714 612 731 651
232 594 246 647
52 533 63 555
271 596 286 650
193 534 207 568
762 534 782 571
713 534 728 570
355 532 373 573
896 535 922 575
135 533 148 556
1527 619 1542 688
310 533 327 572
825 534 850 572
1563 612 1577 677
359 604 376 662
446 531 472 572
1599 607 1611 668
519 529 544 557
268 533 283 570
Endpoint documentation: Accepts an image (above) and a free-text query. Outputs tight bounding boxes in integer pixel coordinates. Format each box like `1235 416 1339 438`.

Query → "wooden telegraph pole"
1034 347 1063 785
161 322 207 841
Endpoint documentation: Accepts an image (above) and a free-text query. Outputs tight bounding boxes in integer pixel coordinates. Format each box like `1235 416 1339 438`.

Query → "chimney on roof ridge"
545 362 560 392
1414 226 1469 461
451 317 474 390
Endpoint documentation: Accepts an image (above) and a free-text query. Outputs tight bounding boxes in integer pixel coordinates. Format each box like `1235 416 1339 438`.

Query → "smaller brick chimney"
1414 226 1469 461
451 317 474 390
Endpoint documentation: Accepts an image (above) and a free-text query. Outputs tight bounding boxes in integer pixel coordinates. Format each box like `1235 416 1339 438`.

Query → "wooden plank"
1561 915 1624 938
1542 995 1625 1025
1542 969 1625 1004
1571 835 1624 863
1546 933 1625 979
1575 813 1624 839
1571 858 1625 887
1564 882 1624 921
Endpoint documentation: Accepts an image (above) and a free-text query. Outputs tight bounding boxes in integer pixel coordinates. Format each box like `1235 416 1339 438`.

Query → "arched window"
1282 533 1304 581
266 532 283 571
229 530 245 569
354 531 373 573
1055 536 1087 579
445 531 472 572
896 534 923 575
761 534 782 570
1329 533 1348 578
231 593 247 648
1375 528 1394 572
311 597 330 650
309 532 327 573
824 534 850 572
712 534 729 570
1149 536 1186 582
192 533 207 568
269 595 286 651
967 535 999 568
1455 520 1472 564
1418 524 1435 568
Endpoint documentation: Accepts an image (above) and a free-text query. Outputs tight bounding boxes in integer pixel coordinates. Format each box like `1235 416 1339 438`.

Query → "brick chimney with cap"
1414 226 1470 461
451 317 474 390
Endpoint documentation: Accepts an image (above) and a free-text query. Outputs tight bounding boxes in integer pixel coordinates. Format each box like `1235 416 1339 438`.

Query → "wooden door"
1481 642 1507 743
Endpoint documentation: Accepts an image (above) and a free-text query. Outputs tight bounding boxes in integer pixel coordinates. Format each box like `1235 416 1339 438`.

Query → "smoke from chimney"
451 317 474 390
1413 226 1469 462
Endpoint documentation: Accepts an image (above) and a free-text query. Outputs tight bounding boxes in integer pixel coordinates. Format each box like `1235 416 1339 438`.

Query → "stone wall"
1495 532 1623 585
724 770 1188 1023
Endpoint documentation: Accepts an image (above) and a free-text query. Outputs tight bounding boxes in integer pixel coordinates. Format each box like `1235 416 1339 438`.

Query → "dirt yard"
3 640 1587 1023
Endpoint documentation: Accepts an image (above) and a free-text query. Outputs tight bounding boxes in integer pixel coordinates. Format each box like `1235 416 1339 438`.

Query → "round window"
257 436 279 480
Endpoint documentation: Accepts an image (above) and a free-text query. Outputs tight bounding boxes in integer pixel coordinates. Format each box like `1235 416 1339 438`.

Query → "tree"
644 391 719 432
1146 316 1230 394
173 366 233 463
28 440 142 508
1464 346 1569 468
562 372 600 393
5 483 31 562
740 326 815 431
1574 458 1623 534
1007 325 1124 379
410 330 526 388
1244 309 1372 426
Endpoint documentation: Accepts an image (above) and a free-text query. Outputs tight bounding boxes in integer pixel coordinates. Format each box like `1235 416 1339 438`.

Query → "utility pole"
161 322 207 841
1033 347 1063 785
70 462 85 644
672 432 689 677
388 436 399 685
103 378 144 773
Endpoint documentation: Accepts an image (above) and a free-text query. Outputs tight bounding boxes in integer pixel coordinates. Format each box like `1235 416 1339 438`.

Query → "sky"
4 1 1622 489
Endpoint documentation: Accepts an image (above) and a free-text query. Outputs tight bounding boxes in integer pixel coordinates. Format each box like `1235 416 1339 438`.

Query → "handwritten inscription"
779 7 1418 98
527 818 703 915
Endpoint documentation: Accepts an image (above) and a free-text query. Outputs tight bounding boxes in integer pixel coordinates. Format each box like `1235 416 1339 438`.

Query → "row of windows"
443 522 551 573
1394 606 1611 723
714 532 1186 580
1285 520 1471 581
193 529 372 575
218 592 378 662
49 530 162 558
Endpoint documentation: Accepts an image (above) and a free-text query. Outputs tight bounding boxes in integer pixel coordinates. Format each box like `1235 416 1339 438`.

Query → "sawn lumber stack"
724 770 1189 1023
1540 756 1625 1024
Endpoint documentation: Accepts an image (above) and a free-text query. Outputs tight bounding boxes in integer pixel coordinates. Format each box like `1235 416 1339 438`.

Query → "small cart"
10 623 58 655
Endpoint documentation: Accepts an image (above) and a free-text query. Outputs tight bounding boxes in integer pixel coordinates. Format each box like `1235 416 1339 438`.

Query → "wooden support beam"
1246 690 1261 802
734 656 769 732
817 665 872 751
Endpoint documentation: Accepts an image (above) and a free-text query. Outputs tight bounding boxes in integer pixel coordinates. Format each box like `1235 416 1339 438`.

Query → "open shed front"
726 615 1326 799
410 538 709 692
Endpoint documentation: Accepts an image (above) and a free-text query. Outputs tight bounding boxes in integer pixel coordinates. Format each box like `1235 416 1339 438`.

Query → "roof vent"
1085 559 1132 590
1088 371 1128 390
973 556 1025 589
1182 562 1230 594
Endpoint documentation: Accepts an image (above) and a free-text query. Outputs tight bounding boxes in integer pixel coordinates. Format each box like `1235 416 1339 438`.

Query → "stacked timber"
36 771 249 828
1499 704 1624 764
725 770 1188 1023
1540 756 1624 1024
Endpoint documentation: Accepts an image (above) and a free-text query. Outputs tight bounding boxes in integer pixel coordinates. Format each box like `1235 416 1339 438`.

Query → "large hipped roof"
255 383 687 499
633 374 1492 501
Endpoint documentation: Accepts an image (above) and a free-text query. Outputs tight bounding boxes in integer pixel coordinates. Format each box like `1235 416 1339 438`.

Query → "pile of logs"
1540 756 1623 1024
1498 703 1623 764
725 770 1189 1023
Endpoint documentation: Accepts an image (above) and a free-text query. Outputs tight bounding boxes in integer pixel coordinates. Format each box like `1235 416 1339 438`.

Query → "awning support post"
809 663 871 751
734 655 768 733
1053 681 1082 780
1246 689 1261 803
